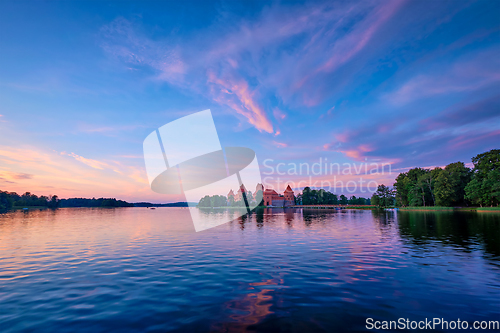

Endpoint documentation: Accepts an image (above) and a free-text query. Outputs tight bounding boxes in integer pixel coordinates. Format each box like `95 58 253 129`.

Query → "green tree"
197 195 212 207
394 173 410 206
406 168 429 206
482 169 500 205
371 184 395 208
47 195 60 209
394 168 429 207
472 149 500 176
434 162 471 206
465 149 500 207
254 190 264 206
464 177 483 206
339 194 348 205
0 191 13 212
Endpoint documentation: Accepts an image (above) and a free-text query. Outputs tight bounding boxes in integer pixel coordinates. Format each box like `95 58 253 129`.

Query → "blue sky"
0 0 499 202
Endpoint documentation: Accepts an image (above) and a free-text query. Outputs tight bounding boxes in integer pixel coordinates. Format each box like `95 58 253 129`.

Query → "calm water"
0 208 499 332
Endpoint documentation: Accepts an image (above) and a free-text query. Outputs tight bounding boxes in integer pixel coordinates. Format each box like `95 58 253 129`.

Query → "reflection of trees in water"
255 208 299 228
397 211 500 258
237 214 249 230
371 209 397 236
255 208 264 227
198 208 232 217
302 209 334 227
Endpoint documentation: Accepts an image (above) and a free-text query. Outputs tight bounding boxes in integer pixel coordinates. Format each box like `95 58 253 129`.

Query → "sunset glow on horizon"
0 0 499 202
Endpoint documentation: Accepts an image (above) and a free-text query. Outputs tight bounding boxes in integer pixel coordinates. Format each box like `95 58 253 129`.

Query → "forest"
0 191 133 212
0 191 60 212
372 149 500 207
297 188 371 205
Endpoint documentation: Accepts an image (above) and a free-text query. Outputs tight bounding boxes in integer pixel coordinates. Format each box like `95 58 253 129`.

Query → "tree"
485 169 500 204
339 194 348 205
394 173 410 207
464 177 483 206
246 191 254 205
394 168 429 207
47 195 60 209
212 195 228 207
433 162 471 207
296 187 366 205
465 149 500 207
472 149 500 176
0 191 13 212
406 168 429 207
254 190 264 206
197 195 212 207
371 184 395 208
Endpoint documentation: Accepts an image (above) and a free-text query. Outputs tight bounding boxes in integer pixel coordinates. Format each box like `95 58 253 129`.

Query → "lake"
0 208 499 332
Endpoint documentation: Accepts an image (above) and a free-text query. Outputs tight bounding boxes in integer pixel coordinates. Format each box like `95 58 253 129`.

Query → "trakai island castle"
227 183 295 207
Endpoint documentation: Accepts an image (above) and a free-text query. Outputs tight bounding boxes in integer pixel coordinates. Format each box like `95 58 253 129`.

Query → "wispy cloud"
100 0 405 132
273 141 288 149
385 48 500 105
60 152 110 170
0 145 175 202
207 71 273 133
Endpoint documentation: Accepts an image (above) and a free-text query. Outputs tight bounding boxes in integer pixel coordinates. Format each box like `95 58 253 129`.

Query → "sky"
0 0 499 203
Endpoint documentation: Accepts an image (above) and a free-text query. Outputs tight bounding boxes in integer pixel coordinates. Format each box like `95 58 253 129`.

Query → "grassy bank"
398 206 500 212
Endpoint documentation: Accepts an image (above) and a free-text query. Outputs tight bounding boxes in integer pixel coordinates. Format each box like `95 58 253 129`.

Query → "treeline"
59 198 134 208
0 190 135 213
134 202 191 207
198 190 263 208
297 187 371 205
198 195 229 208
374 148 499 208
0 191 60 212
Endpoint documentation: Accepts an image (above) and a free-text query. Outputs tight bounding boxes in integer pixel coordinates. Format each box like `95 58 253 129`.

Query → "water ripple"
0 208 499 332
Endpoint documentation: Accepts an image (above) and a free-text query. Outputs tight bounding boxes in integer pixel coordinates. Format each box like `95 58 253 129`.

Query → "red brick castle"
261 184 295 207
227 183 295 207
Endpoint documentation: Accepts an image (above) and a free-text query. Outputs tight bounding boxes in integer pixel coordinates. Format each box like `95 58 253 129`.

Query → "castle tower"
284 185 295 206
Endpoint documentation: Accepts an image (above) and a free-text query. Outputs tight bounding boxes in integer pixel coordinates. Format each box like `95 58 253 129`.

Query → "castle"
262 184 295 207
227 183 295 207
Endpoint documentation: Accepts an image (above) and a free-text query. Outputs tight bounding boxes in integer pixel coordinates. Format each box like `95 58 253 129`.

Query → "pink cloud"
207 71 274 133
291 0 405 104
100 1 405 130
336 144 374 161
273 141 288 148
320 0 405 74
0 145 177 202
61 152 109 170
